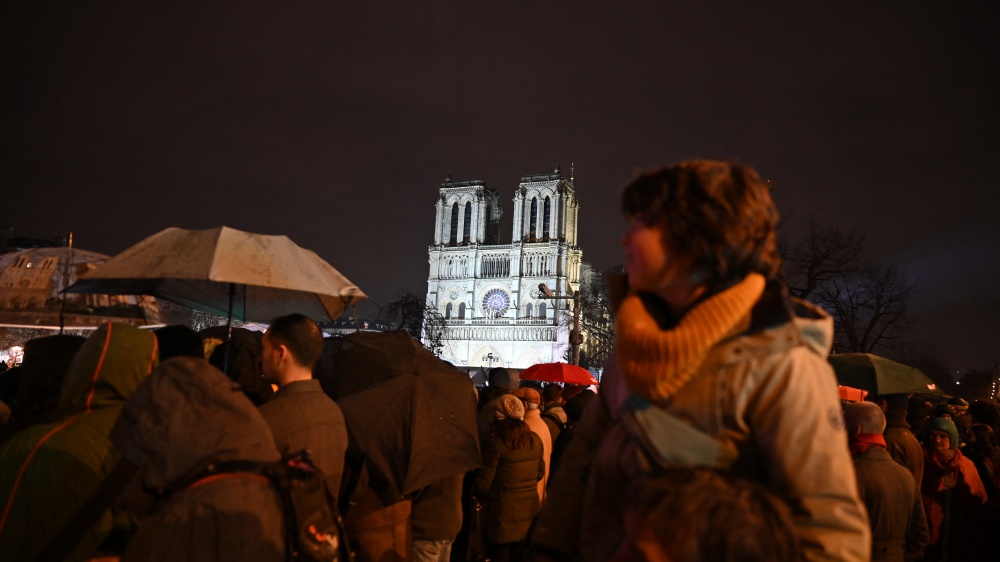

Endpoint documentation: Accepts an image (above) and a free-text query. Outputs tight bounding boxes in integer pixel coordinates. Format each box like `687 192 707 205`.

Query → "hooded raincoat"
111 356 286 562
0 323 157 561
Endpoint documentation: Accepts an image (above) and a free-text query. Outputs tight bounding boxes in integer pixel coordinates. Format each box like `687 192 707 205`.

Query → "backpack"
541 410 566 432
166 450 354 562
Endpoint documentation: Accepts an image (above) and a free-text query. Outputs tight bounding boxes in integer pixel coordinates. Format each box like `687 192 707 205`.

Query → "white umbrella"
65 226 366 324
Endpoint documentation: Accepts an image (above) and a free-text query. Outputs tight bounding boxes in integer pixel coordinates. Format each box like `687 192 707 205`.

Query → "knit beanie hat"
513 387 541 405
927 416 959 450
494 394 525 421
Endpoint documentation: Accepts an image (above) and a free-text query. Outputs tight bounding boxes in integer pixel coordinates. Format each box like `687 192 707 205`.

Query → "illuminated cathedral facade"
424 166 583 369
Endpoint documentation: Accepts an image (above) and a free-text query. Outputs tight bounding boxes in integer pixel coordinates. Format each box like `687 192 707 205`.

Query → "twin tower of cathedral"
425 166 584 369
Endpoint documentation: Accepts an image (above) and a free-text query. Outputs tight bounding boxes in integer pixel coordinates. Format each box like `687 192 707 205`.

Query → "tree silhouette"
382 290 447 357
782 214 915 355
571 264 620 371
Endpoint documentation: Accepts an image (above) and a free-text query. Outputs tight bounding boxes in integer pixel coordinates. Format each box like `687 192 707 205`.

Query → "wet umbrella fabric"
65 226 365 323
316 331 480 503
828 353 939 395
520 362 599 386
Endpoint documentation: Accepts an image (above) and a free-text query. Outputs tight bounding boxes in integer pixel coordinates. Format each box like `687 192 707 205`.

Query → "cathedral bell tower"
512 164 578 245
432 177 502 247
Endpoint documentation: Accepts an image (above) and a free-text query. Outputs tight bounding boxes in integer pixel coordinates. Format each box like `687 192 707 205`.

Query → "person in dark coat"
548 389 595 478
411 473 465 562
258 313 348 492
153 324 204 361
476 394 544 562
476 368 520 446
877 394 924 488
202 325 274 405
844 402 928 561
0 334 85 442
111 356 286 562
0 323 157 561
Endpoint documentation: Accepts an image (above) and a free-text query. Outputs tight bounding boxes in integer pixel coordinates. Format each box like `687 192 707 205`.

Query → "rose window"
480 289 510 318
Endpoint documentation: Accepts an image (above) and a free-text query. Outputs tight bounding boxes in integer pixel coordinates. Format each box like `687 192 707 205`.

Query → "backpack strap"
541 411 565 430
619 393 738 471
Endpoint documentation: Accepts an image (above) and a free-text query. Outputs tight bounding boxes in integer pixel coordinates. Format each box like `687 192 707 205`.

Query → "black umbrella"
316 331 481 503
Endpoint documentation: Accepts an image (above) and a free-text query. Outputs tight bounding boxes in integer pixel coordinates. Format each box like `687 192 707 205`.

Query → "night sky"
3 2 998 369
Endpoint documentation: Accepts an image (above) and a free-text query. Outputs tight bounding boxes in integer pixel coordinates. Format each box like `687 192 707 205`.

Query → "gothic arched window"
445 302 453 319
539 302 547 318
543 196 551 239
450 202 459 245
525 303 533 318
463 201 472 243
458 302 466 319
529 197 538 239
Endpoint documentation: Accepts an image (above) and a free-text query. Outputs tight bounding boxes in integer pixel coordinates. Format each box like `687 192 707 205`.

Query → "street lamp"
537 283 582 366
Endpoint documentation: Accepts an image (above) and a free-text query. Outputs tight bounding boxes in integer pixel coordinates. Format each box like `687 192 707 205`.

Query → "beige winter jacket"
531 284 871 561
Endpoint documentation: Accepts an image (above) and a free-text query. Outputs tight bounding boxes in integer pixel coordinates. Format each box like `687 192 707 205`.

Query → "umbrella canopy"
0 247 162 329
837 385 868 402
828 353 939 395
316 331 481 503
65 226 365 323
520 362 599 386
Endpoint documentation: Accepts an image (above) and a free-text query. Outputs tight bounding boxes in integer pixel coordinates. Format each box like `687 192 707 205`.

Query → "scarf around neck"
615 273 766 401
850 433 887 456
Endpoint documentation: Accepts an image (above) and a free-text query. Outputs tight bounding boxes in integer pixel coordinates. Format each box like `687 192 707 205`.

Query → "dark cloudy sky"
3 2 998 369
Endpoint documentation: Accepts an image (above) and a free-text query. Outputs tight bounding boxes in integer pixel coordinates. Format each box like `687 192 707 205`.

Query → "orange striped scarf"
615 273 766 401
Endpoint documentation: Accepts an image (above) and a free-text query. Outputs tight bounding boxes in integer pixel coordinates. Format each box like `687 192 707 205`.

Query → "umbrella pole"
58 231 74 335
223 282 235 375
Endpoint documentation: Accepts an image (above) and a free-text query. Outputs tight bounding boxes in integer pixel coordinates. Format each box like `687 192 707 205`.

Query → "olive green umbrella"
828 353 940 395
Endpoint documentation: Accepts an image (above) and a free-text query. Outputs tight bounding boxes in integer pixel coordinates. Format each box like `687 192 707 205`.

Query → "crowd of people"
0 159 997 562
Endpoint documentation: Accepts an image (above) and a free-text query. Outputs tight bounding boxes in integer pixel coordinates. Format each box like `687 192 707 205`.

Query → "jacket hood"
111 356 280 489
744 278 834 358
789 299 835 358
59 323 158 414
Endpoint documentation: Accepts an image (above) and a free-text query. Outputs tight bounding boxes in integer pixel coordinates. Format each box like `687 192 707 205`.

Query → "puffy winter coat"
476 430 544 544
0 323 157 561
531 283 871 561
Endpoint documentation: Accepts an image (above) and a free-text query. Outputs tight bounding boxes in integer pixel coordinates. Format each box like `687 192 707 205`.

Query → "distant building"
423 166 583 369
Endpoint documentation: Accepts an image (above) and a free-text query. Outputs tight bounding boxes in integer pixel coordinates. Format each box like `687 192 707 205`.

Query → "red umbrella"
520 362 599 385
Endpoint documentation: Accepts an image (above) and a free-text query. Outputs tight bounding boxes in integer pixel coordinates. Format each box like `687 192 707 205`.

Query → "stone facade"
424 167 582 369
